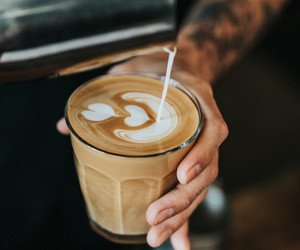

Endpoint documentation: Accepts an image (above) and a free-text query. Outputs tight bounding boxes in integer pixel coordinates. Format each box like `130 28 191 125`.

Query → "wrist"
173 42 217 84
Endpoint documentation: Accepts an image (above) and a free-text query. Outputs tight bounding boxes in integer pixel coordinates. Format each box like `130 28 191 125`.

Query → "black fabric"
0 68 148 250
176 0 198 28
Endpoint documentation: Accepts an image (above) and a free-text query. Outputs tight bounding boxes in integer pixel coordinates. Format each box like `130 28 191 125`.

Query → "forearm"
175 0 290 83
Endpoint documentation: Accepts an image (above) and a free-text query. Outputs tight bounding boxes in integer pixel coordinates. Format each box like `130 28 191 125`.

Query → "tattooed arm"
58 0 291 249
176 0 290 83
107 1 292 249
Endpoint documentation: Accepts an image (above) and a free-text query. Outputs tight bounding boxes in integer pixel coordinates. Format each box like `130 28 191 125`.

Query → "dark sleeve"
176 0 198 28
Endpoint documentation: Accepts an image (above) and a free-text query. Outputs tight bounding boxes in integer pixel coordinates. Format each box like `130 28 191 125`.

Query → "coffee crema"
67 75 200 156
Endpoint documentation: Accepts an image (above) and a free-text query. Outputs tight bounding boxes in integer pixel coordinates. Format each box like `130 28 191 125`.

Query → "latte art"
117 92 178 143
67 75 200 156
82 103 118 122
81 92 178 144
123 105 150 127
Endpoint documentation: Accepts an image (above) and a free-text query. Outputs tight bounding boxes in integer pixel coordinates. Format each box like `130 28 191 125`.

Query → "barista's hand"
108 53 228 249
57 52 228 249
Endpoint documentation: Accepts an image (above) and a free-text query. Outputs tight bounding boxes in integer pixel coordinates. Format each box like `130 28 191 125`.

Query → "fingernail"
154 208 174 224
186 164 202 183
157 229 172 246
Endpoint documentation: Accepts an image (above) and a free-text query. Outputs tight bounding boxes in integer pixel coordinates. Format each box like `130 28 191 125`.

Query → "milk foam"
68 75 200 156
81 92 178 144
116 92 178 143
124 105 149 127
81 103 117 121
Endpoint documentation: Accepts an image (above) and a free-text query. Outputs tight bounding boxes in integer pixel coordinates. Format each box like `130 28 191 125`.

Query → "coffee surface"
67 75 200 156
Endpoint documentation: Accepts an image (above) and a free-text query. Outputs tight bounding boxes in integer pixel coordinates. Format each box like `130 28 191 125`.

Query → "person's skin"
57 0 289 248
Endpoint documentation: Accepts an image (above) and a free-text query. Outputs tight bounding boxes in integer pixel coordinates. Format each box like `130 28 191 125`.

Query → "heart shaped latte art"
81 103 149 127
80 92 178 144
124 105 149 127
81 103 116 121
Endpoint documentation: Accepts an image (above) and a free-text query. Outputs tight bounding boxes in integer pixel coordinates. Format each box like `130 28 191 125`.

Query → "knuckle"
195 186 206 197
196 153 207 169
177 213 188 229
209 165 219 181
213 117 229 142
222 122 229 139
165 213 186 236
176 186 195 209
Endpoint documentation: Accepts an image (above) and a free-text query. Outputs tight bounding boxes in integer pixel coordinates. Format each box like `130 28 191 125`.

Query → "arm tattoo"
188 1 247 61
179 0 290 81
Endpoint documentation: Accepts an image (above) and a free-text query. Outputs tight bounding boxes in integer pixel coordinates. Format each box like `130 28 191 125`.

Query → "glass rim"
65 72 204 158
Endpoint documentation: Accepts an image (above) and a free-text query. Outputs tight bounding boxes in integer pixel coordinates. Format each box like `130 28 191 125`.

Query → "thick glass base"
90 220 147 245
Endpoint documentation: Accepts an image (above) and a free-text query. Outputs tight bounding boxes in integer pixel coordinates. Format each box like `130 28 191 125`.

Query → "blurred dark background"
216 0 300 190
212 1 300 249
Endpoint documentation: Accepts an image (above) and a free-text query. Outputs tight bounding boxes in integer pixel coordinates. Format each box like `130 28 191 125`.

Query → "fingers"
170 221 190 250
146 153 218 247
56 117 70 135
147 152 218 227
177 86 228 184
147 187 209 247
177 116 227 184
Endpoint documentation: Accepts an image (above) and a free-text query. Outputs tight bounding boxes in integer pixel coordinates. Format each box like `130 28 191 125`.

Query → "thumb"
56 117 70 135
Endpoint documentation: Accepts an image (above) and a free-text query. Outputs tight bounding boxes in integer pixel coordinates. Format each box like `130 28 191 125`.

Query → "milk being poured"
80 47 178 144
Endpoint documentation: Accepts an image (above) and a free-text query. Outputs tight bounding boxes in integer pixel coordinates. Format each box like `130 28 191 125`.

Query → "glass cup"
65 73 204 244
